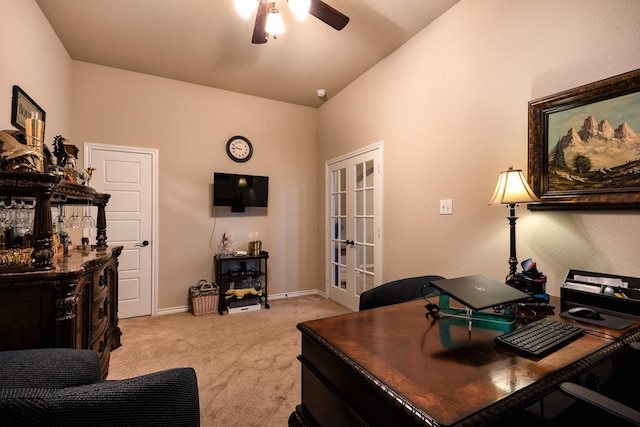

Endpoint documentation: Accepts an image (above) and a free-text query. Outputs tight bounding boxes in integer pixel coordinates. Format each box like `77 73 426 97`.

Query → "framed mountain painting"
528 68 640 210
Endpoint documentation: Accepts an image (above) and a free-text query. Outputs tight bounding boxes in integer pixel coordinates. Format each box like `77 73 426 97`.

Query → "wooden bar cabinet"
0 171 122 378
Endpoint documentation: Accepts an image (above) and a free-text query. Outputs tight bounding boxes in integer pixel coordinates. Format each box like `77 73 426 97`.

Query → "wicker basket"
190 279 219 316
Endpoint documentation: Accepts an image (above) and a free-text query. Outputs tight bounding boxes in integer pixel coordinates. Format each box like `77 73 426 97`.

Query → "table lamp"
489 166 539 284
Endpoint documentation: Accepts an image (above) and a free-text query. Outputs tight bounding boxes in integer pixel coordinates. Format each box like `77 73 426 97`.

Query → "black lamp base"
506 204 518 285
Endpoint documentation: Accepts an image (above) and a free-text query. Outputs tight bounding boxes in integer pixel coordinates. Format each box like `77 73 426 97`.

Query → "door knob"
344 240 355 246
135 240 149 247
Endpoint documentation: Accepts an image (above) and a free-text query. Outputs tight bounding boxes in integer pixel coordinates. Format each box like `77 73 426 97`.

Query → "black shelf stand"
214 251 269 315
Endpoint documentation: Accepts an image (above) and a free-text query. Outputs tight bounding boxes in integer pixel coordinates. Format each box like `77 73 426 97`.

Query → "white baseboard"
155 289 326 316
269 289 326 300
156 306 190 315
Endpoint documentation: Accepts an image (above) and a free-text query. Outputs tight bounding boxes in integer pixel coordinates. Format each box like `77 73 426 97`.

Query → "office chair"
558 341 640 426
359 275 444 311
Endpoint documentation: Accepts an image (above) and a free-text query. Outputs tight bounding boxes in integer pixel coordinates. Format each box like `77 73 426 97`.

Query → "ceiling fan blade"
252 2 273 44
309 0 350 31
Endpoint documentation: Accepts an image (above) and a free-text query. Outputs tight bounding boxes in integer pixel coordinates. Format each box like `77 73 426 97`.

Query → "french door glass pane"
366 245 374 273
365 160 374 187
365 189 373 215
356 270 364 295
365 217 373 244
355 217 363 242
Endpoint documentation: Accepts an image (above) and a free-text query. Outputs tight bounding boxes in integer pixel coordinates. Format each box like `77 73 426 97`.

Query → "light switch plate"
440 199 453 215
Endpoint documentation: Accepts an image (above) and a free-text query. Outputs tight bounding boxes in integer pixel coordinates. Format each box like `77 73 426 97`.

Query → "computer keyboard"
495 318 584 356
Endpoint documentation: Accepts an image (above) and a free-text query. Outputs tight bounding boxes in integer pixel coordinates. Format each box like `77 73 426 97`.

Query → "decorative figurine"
75 169 88 185
86 166 96 184
0 131 42 172
53 135 68 167
218 231 234 257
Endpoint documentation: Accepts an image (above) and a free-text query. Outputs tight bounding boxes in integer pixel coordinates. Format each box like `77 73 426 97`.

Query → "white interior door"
84 143 157 318
326 145 382 311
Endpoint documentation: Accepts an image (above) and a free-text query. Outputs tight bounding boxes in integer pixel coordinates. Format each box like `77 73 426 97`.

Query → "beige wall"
1 0 72 142
317 0 640 297
69 64 318 310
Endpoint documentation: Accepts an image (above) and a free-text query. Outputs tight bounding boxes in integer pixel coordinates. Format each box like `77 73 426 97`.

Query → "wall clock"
226 135 253 163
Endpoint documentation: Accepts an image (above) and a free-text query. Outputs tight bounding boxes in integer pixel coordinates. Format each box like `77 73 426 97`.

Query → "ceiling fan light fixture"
234 0 257 19
265 7 286 35
288 0 311 21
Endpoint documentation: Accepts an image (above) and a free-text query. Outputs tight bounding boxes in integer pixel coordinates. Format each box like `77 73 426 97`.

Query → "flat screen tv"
213 172 269 212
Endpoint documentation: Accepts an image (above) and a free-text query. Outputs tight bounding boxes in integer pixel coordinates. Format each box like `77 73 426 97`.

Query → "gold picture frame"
528 69 640 210
11 85 46 133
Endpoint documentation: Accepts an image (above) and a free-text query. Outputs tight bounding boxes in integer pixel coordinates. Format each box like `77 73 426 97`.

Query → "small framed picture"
11 85 46 132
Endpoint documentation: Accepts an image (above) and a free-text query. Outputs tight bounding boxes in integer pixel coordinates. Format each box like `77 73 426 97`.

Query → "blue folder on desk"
430 274 531 311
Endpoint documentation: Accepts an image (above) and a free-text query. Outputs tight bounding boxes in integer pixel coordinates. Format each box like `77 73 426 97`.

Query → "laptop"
430 274 531 311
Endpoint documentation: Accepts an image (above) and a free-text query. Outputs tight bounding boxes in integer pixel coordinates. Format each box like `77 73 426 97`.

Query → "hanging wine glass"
81 204 96 247
15 199 31 233
0 198 7 230
81 204 96 229
55 205 66 233
21 199 35 235
66 205 81 229
8 198 17 229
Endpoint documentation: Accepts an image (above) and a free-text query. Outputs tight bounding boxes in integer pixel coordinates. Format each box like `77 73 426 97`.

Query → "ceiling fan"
235 0 350 44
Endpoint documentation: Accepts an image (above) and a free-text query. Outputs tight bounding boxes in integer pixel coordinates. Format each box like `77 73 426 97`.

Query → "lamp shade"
489 166 539 205
266 7 286 35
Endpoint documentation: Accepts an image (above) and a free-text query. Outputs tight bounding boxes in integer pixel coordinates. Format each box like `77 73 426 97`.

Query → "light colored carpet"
108 294 352 427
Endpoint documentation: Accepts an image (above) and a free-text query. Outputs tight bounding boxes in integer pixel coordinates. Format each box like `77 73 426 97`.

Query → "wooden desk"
289 297 640 426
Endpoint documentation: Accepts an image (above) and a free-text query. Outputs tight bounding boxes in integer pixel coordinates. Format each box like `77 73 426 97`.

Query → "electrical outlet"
439 199 453 215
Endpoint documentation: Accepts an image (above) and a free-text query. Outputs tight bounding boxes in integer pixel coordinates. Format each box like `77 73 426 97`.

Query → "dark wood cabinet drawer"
92 313 108 337
91 302 108 337
90 327 110 376
92 281 108 305
93 270 108 295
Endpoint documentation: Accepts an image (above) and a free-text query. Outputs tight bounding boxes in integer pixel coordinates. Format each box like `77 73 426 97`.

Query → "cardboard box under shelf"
561 269 640 319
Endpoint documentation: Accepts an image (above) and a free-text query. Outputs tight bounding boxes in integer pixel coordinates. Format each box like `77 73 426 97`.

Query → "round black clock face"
226 136 253 163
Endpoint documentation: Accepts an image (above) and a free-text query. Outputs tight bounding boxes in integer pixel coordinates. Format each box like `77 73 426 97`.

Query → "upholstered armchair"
0 348 200 427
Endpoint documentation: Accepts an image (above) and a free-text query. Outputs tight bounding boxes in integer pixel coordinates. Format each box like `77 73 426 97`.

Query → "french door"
326 145 382 311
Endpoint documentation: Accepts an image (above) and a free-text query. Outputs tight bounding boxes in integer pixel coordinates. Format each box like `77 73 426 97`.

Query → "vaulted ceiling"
36 0 460 107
